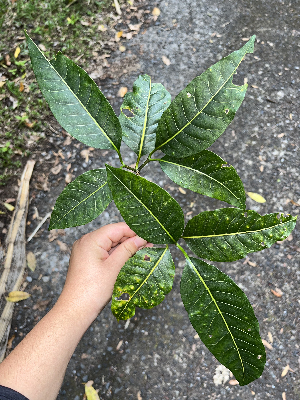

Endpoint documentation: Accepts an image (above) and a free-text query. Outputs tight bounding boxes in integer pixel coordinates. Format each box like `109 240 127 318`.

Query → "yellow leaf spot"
3 202 14 211
246 192 266 203
85 381 100 400
6 291 31 302
14 46 21 59
27 251 36 272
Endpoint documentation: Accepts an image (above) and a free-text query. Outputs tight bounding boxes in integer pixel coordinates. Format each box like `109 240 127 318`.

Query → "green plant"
26 32 297 386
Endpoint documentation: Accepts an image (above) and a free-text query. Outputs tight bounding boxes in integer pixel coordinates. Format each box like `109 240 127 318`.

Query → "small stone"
26 276 33 282
42 276 50 283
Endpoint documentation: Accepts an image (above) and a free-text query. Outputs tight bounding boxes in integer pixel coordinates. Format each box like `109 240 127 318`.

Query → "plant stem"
122 164 137 173
138 157 161 172
176 243 189 259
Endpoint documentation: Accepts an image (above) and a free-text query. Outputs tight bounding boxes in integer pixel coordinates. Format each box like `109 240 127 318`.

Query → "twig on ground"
27 212 52 243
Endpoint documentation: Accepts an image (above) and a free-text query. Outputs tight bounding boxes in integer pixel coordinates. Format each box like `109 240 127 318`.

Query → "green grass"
0 0 119 185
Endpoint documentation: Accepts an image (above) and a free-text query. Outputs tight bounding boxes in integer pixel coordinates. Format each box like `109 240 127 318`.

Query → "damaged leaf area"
111 247 175 320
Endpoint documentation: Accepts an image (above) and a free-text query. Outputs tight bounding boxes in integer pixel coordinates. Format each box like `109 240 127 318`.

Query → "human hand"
56 222 152 324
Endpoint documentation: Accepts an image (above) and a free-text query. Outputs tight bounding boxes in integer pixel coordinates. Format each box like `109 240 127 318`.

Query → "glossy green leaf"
25 32 122 150
112 247 175 320
180 256 266 386
159 150 246 209
119 74 171 161
49 169 111 229
183 208 297 262
154 36 255 157
106 165 184 244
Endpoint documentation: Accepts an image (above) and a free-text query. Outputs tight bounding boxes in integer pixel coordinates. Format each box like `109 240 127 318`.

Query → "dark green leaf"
49 169 111 229
155 36 255 157
119 74 171 160
112 247 175 320
183 208 297 262
180 256 266 386
106 165 184 244
159 150 246 209
25 32 122 150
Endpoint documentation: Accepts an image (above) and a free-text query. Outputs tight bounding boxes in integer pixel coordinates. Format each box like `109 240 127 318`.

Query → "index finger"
89 222 137 252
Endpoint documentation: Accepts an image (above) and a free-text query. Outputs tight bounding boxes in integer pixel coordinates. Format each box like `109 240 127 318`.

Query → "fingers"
106 235 148 268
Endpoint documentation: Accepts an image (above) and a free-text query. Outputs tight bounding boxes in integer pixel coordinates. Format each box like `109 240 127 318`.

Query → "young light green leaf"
112 247 175 320
183 208 297 262
154 36 255 157
180 256 266 386
106 165 184 243
25 32 122 151
49 169 111 230
119 74 171 162
159 150 246 209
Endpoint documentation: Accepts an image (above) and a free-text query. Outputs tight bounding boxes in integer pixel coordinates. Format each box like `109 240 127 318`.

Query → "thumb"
107 235 148 269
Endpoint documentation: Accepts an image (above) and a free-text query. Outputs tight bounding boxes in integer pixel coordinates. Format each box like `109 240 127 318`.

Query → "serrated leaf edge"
116 246 169 319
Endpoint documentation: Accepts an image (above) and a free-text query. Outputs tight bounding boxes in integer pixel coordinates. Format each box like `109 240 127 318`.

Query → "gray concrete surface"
11 0 299 399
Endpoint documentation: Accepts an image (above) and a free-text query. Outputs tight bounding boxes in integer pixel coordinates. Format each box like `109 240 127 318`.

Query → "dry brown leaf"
65 173 73 184
137 391 142 400
0 81 6 88
51 164 62 175
14 46 21 59
286 234 293 241
267 331 273 344
152 7 160 16
5 54 11 66
4 198 15 203
128 23 142 31
118 86 128 97
63 135 72 146
271 288 283 297
186 211 193 216
281 364 290 377
179 187 186 194
26 251 36 272
67 163 72 172
229 379 239 385
162 55 171 66
19 82 25 94
48 232 58 242
80 149 90 162
6 291 31 302
290 199 300 206
36 173 49 191
38 43 46 51
7 334 15 350
247 260 257 267
81 353 89 359
116 340 123 350
262 339 273 350
32 299 51 311
56 240 69 253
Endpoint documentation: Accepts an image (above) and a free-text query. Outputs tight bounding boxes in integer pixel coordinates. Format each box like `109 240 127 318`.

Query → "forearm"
0 297 94 400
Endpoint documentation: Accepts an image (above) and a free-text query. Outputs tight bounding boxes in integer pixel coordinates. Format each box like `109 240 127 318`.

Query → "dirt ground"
2 0 300 399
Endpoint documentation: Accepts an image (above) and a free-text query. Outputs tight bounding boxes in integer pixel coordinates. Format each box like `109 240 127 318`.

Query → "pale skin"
0 222 152 400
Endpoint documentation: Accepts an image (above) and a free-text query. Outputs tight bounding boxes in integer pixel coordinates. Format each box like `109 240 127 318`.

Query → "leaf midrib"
108 168 176 242
160 159 240 201
30 36 118 152
183 219 292 239
187 257 245 378
51 182 108 226
137 77 152 164
118 247 168 318
154 52 248 152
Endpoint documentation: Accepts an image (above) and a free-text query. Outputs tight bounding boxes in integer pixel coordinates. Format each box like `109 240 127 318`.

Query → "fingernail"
133 236 147 248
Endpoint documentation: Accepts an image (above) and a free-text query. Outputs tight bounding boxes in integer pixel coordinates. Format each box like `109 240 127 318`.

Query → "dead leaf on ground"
98 24 107 31
80 149 91 162
179 187 186 194
38 43 46 51
115 31 123 41
56 240 70 253
35 174 49 191
137 391 142 400
118 86 128 97
4 198 15 203
281 365 290 377
246 192 266 203
271 288 283 297
7 335 15 350
5 54 11 66
3 202 14 211
116 340 123 350
262 339 273 350
14 46 21 59
229 379 239 385
152 7 160 16
26 251 36 272
85 381 100 400
290 199 300 206
65 173 73 184
51 164 62 175
33 299 51 311
162 55 171 66
6 291 31 302
128 23 142 32
48 229 65 242
81 353 89 359
267 331 273 343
